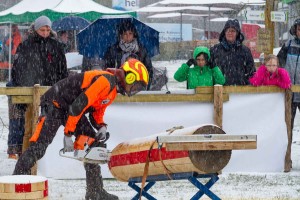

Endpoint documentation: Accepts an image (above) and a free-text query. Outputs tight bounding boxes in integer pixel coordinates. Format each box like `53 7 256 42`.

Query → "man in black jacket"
210 19 255 85
7 15 68 159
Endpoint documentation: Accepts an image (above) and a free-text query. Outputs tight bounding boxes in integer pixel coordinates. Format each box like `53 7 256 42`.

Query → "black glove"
186 58 195 67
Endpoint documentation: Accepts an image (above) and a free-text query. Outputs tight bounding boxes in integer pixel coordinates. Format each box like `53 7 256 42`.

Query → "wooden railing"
1 85 300 173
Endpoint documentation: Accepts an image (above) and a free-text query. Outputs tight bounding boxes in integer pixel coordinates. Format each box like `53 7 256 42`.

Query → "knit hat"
34 16 52 31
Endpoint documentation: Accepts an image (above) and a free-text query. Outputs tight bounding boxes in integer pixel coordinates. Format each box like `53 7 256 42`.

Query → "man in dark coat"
210 19 255 85
12 16 68 86
102 20 154 90
7 15 68 159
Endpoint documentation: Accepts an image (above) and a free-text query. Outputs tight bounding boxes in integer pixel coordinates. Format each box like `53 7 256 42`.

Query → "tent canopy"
0 0 136 23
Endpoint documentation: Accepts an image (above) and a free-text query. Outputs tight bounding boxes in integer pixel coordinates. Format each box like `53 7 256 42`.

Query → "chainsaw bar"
59 147 111 164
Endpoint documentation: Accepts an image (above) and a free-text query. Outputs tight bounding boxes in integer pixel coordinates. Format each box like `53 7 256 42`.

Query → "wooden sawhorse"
128 172 221 200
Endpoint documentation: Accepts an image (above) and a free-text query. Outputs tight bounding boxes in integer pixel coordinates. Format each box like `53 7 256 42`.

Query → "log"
0 175 48 200
108 124 233 182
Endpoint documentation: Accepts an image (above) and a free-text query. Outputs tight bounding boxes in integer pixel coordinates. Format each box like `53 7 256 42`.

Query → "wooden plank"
0 190 47 199
195 87 214 94
114 93 207 102
0 87 33 95
224 85 284 93
0 86 50 96
114 93 229 103
157 135 257 143
214 85 223 128
165 141 257 151
11 96 32 104
291 85 300 92
11 93 229 104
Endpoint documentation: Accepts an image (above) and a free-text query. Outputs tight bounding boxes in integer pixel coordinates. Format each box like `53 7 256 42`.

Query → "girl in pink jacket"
250 54 291 89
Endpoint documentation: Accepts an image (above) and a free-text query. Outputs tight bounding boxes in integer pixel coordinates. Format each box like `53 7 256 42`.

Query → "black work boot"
84 163 119 200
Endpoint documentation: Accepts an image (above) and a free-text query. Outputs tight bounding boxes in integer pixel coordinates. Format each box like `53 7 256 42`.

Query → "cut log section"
108 124 256 181
0 175 48 200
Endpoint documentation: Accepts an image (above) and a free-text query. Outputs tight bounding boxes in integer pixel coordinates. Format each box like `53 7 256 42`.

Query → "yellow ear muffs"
125 73 136 84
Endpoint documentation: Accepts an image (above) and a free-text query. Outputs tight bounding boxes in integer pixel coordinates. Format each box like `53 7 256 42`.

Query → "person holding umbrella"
102 20 154 90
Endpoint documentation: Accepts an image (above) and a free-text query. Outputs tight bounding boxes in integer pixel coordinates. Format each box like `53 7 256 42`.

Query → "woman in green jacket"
174 46 225 89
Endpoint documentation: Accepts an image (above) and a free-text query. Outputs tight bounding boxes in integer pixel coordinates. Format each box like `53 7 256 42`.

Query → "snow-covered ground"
1 60 300 199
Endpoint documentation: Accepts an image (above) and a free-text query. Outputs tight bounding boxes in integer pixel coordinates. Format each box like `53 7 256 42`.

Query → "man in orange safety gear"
13 58 149 200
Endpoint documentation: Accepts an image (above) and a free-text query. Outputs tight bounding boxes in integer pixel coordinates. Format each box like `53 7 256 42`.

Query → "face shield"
127 81 146 97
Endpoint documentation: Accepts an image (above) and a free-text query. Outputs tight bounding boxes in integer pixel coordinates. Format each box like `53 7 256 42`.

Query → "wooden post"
284 89 292 172
264 0 275 55
213 85 223 128
22 104 33 153
31 84 42 175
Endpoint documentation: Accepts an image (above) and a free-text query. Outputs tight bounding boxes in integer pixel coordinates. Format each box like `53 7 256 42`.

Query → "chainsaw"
59 132 111 164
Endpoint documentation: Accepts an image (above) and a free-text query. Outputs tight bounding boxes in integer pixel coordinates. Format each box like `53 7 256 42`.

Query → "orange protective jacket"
40 70 117 135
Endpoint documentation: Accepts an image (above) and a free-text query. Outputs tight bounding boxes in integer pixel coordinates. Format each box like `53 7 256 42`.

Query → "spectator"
250 54 291 89
102 20 153 90
210 19 255 85
174 46 225 89
4 25 22 159
277 18 300 172
7 15 68 159
57 30 71 53
4 24 22 59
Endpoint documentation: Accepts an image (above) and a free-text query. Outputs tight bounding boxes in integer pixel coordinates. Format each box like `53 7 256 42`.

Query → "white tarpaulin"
37 92 287 179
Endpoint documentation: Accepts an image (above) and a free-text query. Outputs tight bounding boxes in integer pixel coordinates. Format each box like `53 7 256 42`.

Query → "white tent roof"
0 0 128 16
150 0 265 6
0 0 135 23
148 13 212 18
137 6 232 13
52 0 127 14
0 0 129 16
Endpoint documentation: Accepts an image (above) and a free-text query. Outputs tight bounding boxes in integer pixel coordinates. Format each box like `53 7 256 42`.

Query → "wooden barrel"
108 124 231 182
0 175 48 200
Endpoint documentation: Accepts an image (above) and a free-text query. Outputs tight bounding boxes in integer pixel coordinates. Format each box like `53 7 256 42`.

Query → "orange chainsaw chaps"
74 135 95 150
